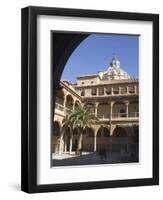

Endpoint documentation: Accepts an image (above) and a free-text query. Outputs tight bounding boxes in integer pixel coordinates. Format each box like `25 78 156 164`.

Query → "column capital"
110 101 114 107
124 101 129 106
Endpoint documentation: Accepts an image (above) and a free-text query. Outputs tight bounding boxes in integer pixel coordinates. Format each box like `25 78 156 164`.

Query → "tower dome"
102 55 130 80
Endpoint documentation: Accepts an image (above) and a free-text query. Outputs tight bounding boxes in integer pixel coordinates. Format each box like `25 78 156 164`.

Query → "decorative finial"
110 54 120 68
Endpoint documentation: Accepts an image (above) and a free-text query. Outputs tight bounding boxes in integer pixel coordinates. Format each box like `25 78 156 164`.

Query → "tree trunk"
59 129 64 155
69 130 73 154
77 132 83 151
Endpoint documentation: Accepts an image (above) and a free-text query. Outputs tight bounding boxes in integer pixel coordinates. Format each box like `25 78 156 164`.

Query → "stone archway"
131 125 139 157
74 100 81 110
96 126 110 151
65 94 74 113
112 126 127 153
63 127 71 153
72 127 79 151
113 127 127 137
83 127 95 152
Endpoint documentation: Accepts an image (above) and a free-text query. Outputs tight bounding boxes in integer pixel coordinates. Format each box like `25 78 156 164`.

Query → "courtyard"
52 150 138 166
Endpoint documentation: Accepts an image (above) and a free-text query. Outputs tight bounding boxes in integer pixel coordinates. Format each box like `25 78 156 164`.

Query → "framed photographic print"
21 6 159 193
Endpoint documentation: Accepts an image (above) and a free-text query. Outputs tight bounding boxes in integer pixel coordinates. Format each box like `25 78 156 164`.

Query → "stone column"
94 134 97 152
69 133 73 154
73 101 75 111
104 87 106 95
63 95 67 112
110 125 114 136
59 127 64 155
95 103 98 117
64 138 67 153
119 86 121 95
110 101 114 120
97 87 99 96
126 102 129 118
126 86 129 94
134 85 137 94
111 87 114 95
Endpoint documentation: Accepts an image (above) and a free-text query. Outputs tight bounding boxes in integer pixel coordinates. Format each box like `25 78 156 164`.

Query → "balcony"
95 112 139 122
112 112 139 118
55 103 72 115
55 103 139 121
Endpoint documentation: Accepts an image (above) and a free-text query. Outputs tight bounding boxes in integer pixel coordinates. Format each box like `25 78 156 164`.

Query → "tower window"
91 88 97 95
113 87 119 94
129 86 134 93
99 88 104 95
106 87 111 95
81 90 85 96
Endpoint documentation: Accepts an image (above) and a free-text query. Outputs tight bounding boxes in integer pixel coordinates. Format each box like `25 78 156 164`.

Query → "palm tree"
61 112 77 154
70 105 98 153
61 104 98 155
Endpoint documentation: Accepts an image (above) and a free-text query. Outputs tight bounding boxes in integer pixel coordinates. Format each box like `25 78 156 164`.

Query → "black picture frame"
21 6 159 193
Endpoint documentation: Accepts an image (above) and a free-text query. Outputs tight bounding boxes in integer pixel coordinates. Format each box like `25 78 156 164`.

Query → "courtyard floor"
52 151 138 167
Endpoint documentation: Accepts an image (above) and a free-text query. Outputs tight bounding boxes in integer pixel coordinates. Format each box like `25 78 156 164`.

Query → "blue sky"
61 33 139 83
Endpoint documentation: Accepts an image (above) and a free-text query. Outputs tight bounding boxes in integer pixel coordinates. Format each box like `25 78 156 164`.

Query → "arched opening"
74 100 81 110
113 127 127 137
72 127 79 151
112 127 127 153
97 103 110 119
103 127 111 137
63 127 71 152
83 127 94 151
132 125 139 143
129 125 139 160
85 103 96 114
112 102 126 118
53 121 61 153
53 121 61 136
128 85 135 94
66 95 74 112
128 101 139 117
96 127 110 151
